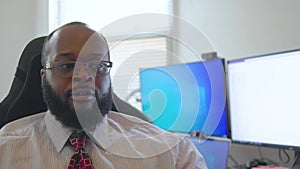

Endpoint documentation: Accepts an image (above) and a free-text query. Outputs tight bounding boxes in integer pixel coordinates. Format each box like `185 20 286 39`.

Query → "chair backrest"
0 36 149 128
0 37 47 128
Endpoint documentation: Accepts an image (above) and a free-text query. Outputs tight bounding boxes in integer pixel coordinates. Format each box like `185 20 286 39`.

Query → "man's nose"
72 64 94 82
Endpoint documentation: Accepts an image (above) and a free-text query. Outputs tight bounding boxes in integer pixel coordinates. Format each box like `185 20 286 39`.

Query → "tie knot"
68 130 94 169
69 131 87 151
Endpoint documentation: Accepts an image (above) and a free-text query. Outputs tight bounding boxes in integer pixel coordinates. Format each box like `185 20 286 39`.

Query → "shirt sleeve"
176 138 208 169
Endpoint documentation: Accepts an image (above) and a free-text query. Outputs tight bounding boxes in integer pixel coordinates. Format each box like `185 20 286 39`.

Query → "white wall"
0 0 48 101
174 0 300 60
174 0 300 167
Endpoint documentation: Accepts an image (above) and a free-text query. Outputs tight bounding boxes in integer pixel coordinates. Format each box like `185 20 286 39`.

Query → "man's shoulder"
107 111 189 144
0 112 46 137
107 111 150 123
107 111 162 132
104 111 201 159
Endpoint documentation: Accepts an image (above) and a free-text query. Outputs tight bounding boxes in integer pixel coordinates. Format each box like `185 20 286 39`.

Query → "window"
49 0 173 110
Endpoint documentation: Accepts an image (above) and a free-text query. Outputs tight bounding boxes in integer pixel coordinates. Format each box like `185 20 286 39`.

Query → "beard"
41 78 112 130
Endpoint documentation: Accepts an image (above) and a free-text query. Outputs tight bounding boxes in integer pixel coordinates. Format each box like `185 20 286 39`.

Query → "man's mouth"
70 89 96 102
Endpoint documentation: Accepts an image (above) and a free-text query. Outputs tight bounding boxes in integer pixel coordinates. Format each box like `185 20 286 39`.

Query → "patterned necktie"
68 131 94 169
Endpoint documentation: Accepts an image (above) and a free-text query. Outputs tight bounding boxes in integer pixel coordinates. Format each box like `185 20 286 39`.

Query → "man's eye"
99 63 109 68
90 63 100 70
58 63 75 70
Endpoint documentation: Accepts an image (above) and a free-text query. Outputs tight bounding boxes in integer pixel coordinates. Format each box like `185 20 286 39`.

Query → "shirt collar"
45 111 73 153
44 110 110 153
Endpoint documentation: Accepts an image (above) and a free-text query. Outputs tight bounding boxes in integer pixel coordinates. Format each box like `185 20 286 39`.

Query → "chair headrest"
0 36 47 127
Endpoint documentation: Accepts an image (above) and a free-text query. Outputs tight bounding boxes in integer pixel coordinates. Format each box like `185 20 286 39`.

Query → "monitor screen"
189 137 230 169
227 49 300 150
139 59 228 137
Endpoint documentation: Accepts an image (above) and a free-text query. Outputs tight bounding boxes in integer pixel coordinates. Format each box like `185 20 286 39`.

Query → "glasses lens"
88 62 101 75
53 62 75 77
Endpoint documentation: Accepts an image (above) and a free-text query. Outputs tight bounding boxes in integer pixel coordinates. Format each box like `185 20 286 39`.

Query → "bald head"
41 22 110 68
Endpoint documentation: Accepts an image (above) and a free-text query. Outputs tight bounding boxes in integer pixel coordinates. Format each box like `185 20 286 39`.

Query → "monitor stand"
294 151 300 169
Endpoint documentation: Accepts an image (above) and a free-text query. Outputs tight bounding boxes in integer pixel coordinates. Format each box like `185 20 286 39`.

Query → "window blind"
109 36 168 110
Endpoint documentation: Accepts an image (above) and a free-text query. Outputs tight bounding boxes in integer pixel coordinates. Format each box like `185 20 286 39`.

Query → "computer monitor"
139 58 228 137
189 137 231 169
227 49 300 150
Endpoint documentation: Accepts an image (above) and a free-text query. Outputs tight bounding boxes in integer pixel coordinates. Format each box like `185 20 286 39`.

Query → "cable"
227 154 241 169
292 151 300 169
258 146 280 166
258 146 264 160
278 148 290 164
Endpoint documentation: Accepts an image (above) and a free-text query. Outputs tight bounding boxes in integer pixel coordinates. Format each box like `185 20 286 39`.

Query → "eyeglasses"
45 60 113 77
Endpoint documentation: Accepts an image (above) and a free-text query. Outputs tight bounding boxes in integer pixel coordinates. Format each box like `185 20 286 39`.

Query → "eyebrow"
89 53 107 57
56 53 75 58
55 53 107 61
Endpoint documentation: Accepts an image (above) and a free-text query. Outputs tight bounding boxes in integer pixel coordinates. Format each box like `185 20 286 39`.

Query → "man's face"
41 25 112 129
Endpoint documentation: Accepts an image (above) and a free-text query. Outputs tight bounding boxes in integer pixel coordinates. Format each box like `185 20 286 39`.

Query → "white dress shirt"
0 111 207 169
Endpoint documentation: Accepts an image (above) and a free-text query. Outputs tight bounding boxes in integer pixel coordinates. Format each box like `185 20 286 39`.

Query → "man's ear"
40 69 45 80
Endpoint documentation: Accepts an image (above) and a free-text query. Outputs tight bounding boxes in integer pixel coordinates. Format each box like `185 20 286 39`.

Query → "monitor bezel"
225 48 300 151
139 58 230 138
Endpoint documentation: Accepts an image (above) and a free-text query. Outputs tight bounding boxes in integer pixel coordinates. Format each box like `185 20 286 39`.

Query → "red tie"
68 131 94 169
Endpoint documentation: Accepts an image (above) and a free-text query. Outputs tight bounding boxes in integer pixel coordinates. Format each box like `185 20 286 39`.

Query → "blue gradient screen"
140 59 228 137
189 138 230 169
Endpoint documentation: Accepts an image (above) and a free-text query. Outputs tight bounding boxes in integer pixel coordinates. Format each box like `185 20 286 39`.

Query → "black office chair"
0 36 149 128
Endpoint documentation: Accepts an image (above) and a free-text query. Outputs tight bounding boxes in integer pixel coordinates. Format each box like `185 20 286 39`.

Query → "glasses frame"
45 60 113 77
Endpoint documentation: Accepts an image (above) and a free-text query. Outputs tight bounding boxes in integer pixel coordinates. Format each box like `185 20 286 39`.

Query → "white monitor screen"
227 50 300 149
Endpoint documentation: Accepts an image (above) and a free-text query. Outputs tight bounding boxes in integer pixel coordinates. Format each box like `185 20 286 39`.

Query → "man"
0 22 207 169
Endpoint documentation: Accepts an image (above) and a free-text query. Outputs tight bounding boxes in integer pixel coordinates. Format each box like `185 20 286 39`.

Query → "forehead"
48 25 108 61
